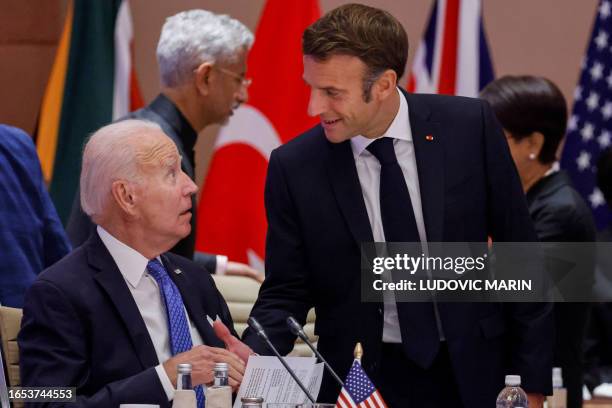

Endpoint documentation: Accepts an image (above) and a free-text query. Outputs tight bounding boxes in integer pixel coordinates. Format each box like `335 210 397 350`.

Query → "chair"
212 275 317 356
0 306 23 407
0 307 22 388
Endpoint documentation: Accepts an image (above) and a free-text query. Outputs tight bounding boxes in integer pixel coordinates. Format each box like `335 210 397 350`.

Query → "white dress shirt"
97 226 204 401
350 88 442 343
215 254 228 275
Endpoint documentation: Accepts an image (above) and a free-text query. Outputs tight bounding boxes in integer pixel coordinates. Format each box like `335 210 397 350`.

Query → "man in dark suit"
66 9 262 282
243 4 553 408
19 120 251 407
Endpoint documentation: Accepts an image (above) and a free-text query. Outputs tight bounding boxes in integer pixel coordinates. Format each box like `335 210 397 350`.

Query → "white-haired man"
19 120 252 407
67 10 262 282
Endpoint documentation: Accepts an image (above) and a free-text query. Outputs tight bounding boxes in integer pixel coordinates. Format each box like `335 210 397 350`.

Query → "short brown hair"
302 3 408 101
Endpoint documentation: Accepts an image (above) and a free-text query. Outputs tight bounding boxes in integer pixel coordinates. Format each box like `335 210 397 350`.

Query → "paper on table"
233 356 324 408
593 383 612 398
304 363 324 403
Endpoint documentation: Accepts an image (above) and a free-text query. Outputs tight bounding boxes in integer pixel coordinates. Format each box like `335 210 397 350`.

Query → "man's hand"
226 261 264 283
213 318 254 363
527 393 545 408
163 345 245 391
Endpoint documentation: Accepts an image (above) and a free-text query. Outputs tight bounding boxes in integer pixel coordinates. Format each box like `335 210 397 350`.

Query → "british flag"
407 0 494 97
560 0 612 229
335 360 387 408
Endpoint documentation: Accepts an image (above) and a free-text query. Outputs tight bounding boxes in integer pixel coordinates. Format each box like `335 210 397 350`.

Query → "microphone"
286 316 344 387
247 317 316 403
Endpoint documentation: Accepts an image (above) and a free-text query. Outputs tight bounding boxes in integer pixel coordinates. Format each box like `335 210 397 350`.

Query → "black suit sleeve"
481 99 554 395
19 280 169 408
193 251 218 273
242 150 312 355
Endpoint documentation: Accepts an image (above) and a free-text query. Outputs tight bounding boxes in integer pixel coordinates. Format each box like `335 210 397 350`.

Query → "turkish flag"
195 0 320 269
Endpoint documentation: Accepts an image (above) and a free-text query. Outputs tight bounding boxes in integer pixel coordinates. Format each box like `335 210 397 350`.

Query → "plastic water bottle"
206 362 232 408
213 362 229 387
240 396 264 407
177 363 193 391
546 367 567 408
496 375 529 408
173 363 197 408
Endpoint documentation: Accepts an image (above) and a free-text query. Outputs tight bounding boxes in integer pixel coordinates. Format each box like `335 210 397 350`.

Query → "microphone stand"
287 316 344 387
247 317 316 403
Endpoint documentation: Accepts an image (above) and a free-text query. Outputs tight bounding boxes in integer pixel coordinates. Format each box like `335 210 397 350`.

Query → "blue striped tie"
147 258 205 407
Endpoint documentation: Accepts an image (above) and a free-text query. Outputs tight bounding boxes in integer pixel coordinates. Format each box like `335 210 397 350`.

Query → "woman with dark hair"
481 75 596 408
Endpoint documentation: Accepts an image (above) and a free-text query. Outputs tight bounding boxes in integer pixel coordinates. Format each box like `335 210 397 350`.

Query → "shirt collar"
544 161 560 177
351 87 412 158
97 225 151 288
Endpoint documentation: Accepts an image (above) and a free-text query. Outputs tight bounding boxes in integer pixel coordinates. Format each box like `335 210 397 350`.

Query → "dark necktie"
147 259 205 407
366 137 440 368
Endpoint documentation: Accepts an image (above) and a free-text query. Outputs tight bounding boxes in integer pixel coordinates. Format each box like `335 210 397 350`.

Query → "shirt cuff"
215 255 228 275
155 364 175 401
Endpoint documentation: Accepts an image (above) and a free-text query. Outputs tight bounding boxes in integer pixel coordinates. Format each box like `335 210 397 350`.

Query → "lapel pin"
174 268 182 275
425 134 434 141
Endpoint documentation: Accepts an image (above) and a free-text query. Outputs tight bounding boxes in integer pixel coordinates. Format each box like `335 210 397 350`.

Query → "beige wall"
129 0 598 106
0 0 64 135
0 0 599 184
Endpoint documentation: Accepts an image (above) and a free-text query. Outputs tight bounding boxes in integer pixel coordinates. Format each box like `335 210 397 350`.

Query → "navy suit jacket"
243 91 553 406
18 232 237 407
0 125 70 307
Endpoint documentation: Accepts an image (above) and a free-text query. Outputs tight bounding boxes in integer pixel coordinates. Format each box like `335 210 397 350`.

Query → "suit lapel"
326 92 446 244
405 92 445 242
326 138 374 245
88 234 159 368
161 256 224 348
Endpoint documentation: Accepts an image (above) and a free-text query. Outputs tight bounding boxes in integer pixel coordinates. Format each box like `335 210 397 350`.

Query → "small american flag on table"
335 359 388 408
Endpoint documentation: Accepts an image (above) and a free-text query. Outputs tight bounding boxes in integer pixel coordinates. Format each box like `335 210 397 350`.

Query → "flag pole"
353 342 363 363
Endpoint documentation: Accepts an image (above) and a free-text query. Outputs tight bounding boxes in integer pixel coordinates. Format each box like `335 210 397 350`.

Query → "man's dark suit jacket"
526 170 596 408
66 94 217 271
18 232 237 407
243 91 553 406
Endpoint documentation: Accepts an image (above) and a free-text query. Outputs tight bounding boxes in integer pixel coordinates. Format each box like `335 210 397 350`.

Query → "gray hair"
156 9 254 87
80 120 163 219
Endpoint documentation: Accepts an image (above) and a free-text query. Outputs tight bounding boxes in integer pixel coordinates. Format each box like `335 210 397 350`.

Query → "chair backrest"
0 306 23 408
212 275 317 356
0 323 9 408
0 307 22 388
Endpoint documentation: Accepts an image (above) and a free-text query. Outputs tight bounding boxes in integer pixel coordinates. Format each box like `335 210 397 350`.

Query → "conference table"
584 397 612 407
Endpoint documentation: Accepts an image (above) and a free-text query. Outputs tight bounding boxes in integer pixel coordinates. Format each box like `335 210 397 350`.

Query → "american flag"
335 359 388 408
560 0 612 230
407 0 494 97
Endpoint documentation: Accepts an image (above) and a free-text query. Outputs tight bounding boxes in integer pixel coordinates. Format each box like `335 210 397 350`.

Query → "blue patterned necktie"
147 258 205 407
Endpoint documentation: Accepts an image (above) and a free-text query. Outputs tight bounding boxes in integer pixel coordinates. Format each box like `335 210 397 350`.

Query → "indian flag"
36 0 143 223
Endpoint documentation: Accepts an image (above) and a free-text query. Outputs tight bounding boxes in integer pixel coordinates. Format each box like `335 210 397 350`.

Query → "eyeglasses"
215 66 253 88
